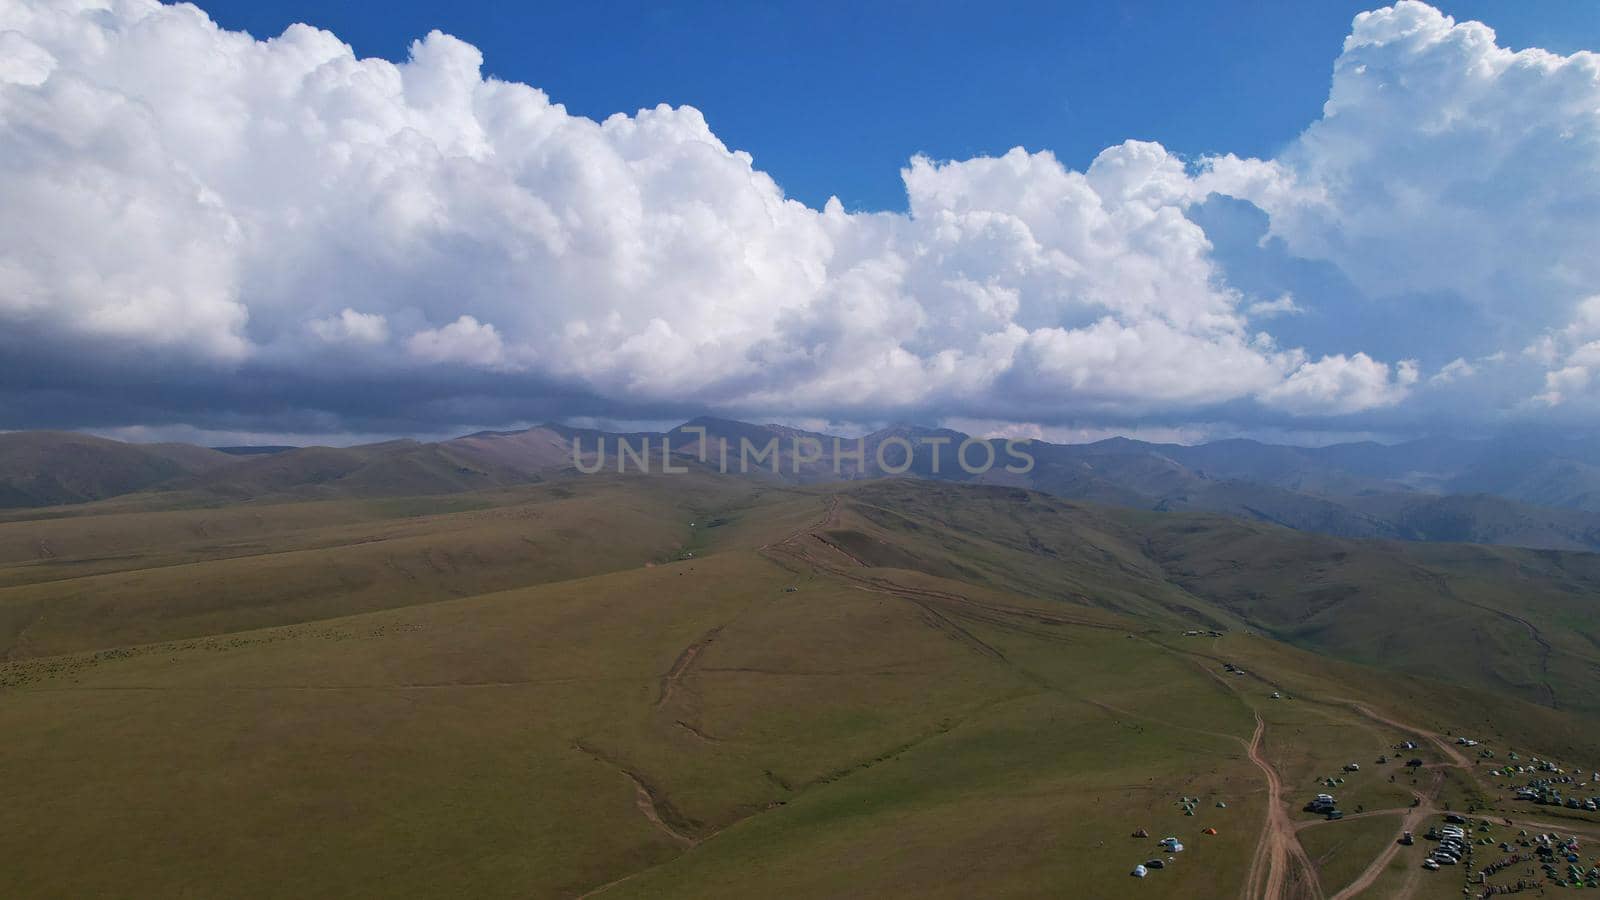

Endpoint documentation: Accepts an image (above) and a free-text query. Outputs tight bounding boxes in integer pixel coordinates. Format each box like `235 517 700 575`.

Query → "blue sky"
2 1 1599 444
192 1 1600 212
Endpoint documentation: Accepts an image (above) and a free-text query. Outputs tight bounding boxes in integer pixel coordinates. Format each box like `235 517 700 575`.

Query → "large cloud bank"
1213 1 1600 417
0 0 1594 436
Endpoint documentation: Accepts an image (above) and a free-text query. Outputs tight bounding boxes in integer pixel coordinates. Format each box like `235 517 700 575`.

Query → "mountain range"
6 418 1600 552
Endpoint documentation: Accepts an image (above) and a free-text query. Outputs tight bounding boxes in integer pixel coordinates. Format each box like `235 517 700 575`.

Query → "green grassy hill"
796 480 1600 717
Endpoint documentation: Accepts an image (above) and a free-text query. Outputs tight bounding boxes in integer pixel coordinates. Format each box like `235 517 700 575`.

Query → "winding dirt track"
1240 715 1279 899
1339 702 1469 768
1242 712 1325 900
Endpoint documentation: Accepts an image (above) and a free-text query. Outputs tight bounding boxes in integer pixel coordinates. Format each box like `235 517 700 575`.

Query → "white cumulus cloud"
406 315 506 368
0 0 1587 435
1259 353 1419 415
1210 1 1600 342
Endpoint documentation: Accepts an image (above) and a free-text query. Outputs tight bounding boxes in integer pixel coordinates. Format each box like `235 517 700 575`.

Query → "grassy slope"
830 480 1240 626
1128 507 1600 714
0 549 1272 898
0 475 816 660
810 481 1600 718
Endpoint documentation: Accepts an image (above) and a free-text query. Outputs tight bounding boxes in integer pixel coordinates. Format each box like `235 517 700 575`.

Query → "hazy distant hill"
12 420 1600 553
0 431 239 508
443 427 574 474
1449 455 1600 512
174 440 538 500
213 445 297 457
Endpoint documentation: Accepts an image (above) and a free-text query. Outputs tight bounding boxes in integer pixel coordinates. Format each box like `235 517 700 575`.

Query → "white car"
1422 859 1440 871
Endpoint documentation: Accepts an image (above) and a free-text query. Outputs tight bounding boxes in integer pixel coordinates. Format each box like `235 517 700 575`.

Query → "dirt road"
1242 712 1326 900
1325 783 1435 900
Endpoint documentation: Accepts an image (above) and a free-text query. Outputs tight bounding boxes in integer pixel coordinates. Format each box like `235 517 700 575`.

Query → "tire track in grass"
655 626 722 709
